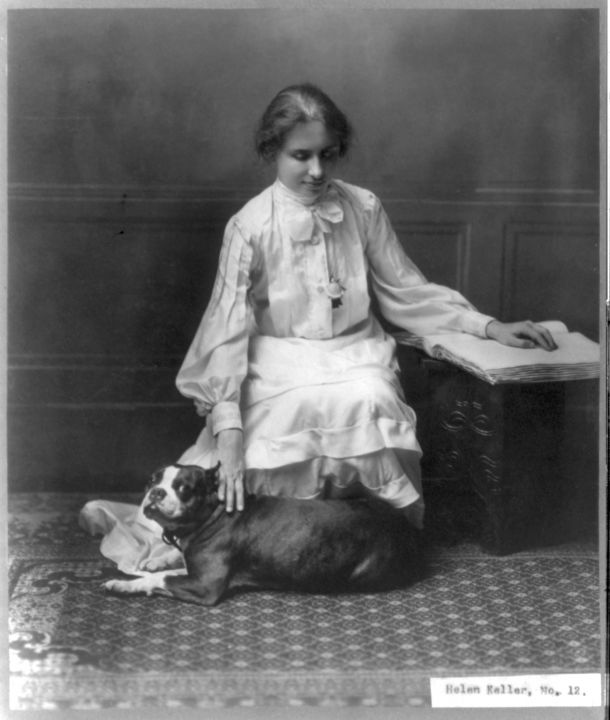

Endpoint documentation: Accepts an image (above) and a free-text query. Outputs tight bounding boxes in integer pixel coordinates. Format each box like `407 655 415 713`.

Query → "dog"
104 463 424 606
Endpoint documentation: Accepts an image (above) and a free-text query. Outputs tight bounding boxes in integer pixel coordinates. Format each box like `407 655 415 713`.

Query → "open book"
394 320 600 385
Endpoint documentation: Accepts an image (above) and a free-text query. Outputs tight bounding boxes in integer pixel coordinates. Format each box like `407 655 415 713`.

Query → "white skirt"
80 319 425 574
182 324 424 511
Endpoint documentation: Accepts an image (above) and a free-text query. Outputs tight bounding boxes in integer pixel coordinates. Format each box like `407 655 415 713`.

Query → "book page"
427 329 599 372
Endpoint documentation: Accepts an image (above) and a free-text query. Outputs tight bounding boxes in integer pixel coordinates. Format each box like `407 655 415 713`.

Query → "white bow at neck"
274 179 344 244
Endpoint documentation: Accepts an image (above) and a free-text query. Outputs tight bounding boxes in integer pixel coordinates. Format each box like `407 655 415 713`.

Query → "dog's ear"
180 465 206 485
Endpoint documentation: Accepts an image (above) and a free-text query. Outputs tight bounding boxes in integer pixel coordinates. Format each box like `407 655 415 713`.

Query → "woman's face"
275 120 340 199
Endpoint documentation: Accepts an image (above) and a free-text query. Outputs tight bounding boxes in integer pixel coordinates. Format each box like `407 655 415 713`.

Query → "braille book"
394 321 600 385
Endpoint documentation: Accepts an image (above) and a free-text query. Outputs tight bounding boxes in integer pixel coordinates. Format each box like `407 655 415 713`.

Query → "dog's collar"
160 500 227 550
161 523 199 548
161 529 183 550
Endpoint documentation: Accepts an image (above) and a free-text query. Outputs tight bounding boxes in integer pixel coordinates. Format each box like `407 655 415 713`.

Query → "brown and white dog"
104 463 424 606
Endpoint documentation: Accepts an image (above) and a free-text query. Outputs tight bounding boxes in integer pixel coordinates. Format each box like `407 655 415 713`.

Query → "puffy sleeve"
175 217 254 435
363 193 495 337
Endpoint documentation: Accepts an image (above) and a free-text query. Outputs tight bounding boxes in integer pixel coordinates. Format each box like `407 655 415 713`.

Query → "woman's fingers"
223 472 237 512
218 468 245 513
217 476 226 502
215 428 245 512
506 335 537 349
490 320 558 351
234 475 245 513
535 326 558 351
516 322 557 351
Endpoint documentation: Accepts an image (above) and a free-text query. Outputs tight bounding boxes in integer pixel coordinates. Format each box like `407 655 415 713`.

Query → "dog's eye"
175 482 193 502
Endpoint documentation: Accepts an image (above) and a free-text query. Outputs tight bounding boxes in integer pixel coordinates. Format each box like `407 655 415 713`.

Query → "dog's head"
142 463 221 532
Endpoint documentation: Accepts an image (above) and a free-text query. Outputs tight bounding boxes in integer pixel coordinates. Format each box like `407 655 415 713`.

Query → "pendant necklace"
313 208 345 309
326 275 345 308
324 240 346 308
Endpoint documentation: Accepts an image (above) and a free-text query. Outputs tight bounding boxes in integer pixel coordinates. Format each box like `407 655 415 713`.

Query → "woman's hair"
255 83 353 162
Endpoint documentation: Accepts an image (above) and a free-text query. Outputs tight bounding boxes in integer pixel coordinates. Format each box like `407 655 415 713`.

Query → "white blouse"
176 179 494 434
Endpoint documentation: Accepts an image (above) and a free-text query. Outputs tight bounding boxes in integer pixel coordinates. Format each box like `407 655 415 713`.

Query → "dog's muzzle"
143 488 168 519
148 487 166 504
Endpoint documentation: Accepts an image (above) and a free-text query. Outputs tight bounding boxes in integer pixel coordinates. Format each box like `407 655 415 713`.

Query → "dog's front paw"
139 558 164 572
139 549 183 573
103 575 170 597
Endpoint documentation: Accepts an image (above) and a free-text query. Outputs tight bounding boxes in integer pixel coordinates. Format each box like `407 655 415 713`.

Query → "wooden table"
396 344 597 555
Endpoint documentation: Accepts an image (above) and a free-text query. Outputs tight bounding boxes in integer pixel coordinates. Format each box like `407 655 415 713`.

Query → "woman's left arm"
363 194 556 350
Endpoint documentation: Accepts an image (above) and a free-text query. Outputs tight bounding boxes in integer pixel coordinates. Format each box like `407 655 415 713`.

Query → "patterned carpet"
8 493 602 710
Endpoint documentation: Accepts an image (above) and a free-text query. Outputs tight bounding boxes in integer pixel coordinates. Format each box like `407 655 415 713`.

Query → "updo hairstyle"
255 83 353 162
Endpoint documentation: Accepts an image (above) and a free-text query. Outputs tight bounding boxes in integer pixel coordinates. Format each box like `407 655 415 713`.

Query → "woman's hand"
215 428 245 512
485 320 558 351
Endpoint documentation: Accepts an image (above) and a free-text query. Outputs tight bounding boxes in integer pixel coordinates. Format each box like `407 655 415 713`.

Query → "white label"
430 674 603 707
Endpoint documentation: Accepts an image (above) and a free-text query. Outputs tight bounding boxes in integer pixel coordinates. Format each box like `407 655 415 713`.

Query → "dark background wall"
9 9 598 194
7 8 600 494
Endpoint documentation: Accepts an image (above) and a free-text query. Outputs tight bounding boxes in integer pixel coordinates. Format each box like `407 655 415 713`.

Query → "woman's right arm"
176 218 254 510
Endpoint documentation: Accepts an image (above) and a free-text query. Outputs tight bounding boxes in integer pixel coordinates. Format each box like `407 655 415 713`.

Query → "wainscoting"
8 184 600 493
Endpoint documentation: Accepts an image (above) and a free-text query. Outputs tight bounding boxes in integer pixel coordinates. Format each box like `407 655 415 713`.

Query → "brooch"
326 275 346 309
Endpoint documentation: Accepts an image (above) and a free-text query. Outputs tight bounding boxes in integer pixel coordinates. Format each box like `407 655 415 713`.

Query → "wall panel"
393 222 471 293
502 222 599 340
8 405 200 492
7 188 599 492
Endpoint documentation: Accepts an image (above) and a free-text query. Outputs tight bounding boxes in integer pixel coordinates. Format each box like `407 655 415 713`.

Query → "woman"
81 83 555 573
